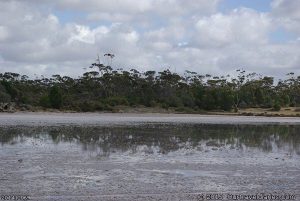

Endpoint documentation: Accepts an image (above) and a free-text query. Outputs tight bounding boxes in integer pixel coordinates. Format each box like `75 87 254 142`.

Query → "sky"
0 0 299 78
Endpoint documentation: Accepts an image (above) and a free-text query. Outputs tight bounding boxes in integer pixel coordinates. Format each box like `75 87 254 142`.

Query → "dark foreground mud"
0 120 299 200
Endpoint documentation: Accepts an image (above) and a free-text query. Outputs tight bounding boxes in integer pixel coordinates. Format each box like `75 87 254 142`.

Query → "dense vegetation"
0 64 299 112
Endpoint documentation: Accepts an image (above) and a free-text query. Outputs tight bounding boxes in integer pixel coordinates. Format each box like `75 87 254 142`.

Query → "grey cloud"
271 0 300 20
271 0 300 34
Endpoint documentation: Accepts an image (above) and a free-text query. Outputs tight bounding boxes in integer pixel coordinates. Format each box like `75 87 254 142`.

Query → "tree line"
0 64 299 112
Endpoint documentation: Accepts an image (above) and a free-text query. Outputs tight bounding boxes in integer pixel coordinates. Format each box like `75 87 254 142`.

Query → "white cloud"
12 0 220 23
0 0 299 78
194 8 272 47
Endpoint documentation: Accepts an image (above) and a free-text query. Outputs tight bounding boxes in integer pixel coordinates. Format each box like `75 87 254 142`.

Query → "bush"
39 95 51 108
290 101 297 107
1 81 18 100
93 102 105 110
78 101 94 112
149 100 158 107
161 103 169 109
49 86 63 109
175 106 195 113
20 95 31 104
0 83 11 103
282 95 290 106
0 91 11 103
104 97 129 106
77 101 112 112
221 94 234 111
272 102 281 111
181 95 195 108
166 96 183 108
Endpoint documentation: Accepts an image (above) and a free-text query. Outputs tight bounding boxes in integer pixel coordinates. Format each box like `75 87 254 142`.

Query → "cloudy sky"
0 0 299 77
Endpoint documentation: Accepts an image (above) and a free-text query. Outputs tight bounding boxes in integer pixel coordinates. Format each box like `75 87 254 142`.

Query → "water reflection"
0 124 299 156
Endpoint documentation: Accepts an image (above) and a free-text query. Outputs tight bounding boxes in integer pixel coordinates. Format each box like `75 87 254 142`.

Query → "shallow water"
0 123 299 200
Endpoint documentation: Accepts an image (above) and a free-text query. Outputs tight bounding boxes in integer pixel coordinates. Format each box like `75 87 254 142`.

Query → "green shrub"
49 86 63 109
39 95 51 108
290 101 297 107
0 84 11 103
105 97 129 106
77 101 107 112
20 95 31 104
161 103 169 109
0 91 11 103
93 102 104 110
273 102 281 111
166 96 183 108
103 104 114 111
0 81 18 100
149 100 158 107
175 106 195 113
78 101 94 112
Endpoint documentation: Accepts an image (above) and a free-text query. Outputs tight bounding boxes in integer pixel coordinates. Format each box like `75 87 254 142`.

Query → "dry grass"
16 105 300 117
236 107 300 117
101 106 300 117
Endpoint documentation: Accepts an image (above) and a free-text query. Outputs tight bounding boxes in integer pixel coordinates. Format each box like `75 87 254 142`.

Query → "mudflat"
0 114 299 200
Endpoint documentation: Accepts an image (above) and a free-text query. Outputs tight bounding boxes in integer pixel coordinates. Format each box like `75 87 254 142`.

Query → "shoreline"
1 112 300 126
2 104 300 117
1 107 300 117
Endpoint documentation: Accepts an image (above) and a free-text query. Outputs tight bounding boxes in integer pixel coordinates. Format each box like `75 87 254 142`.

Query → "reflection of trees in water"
0 124 299 155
